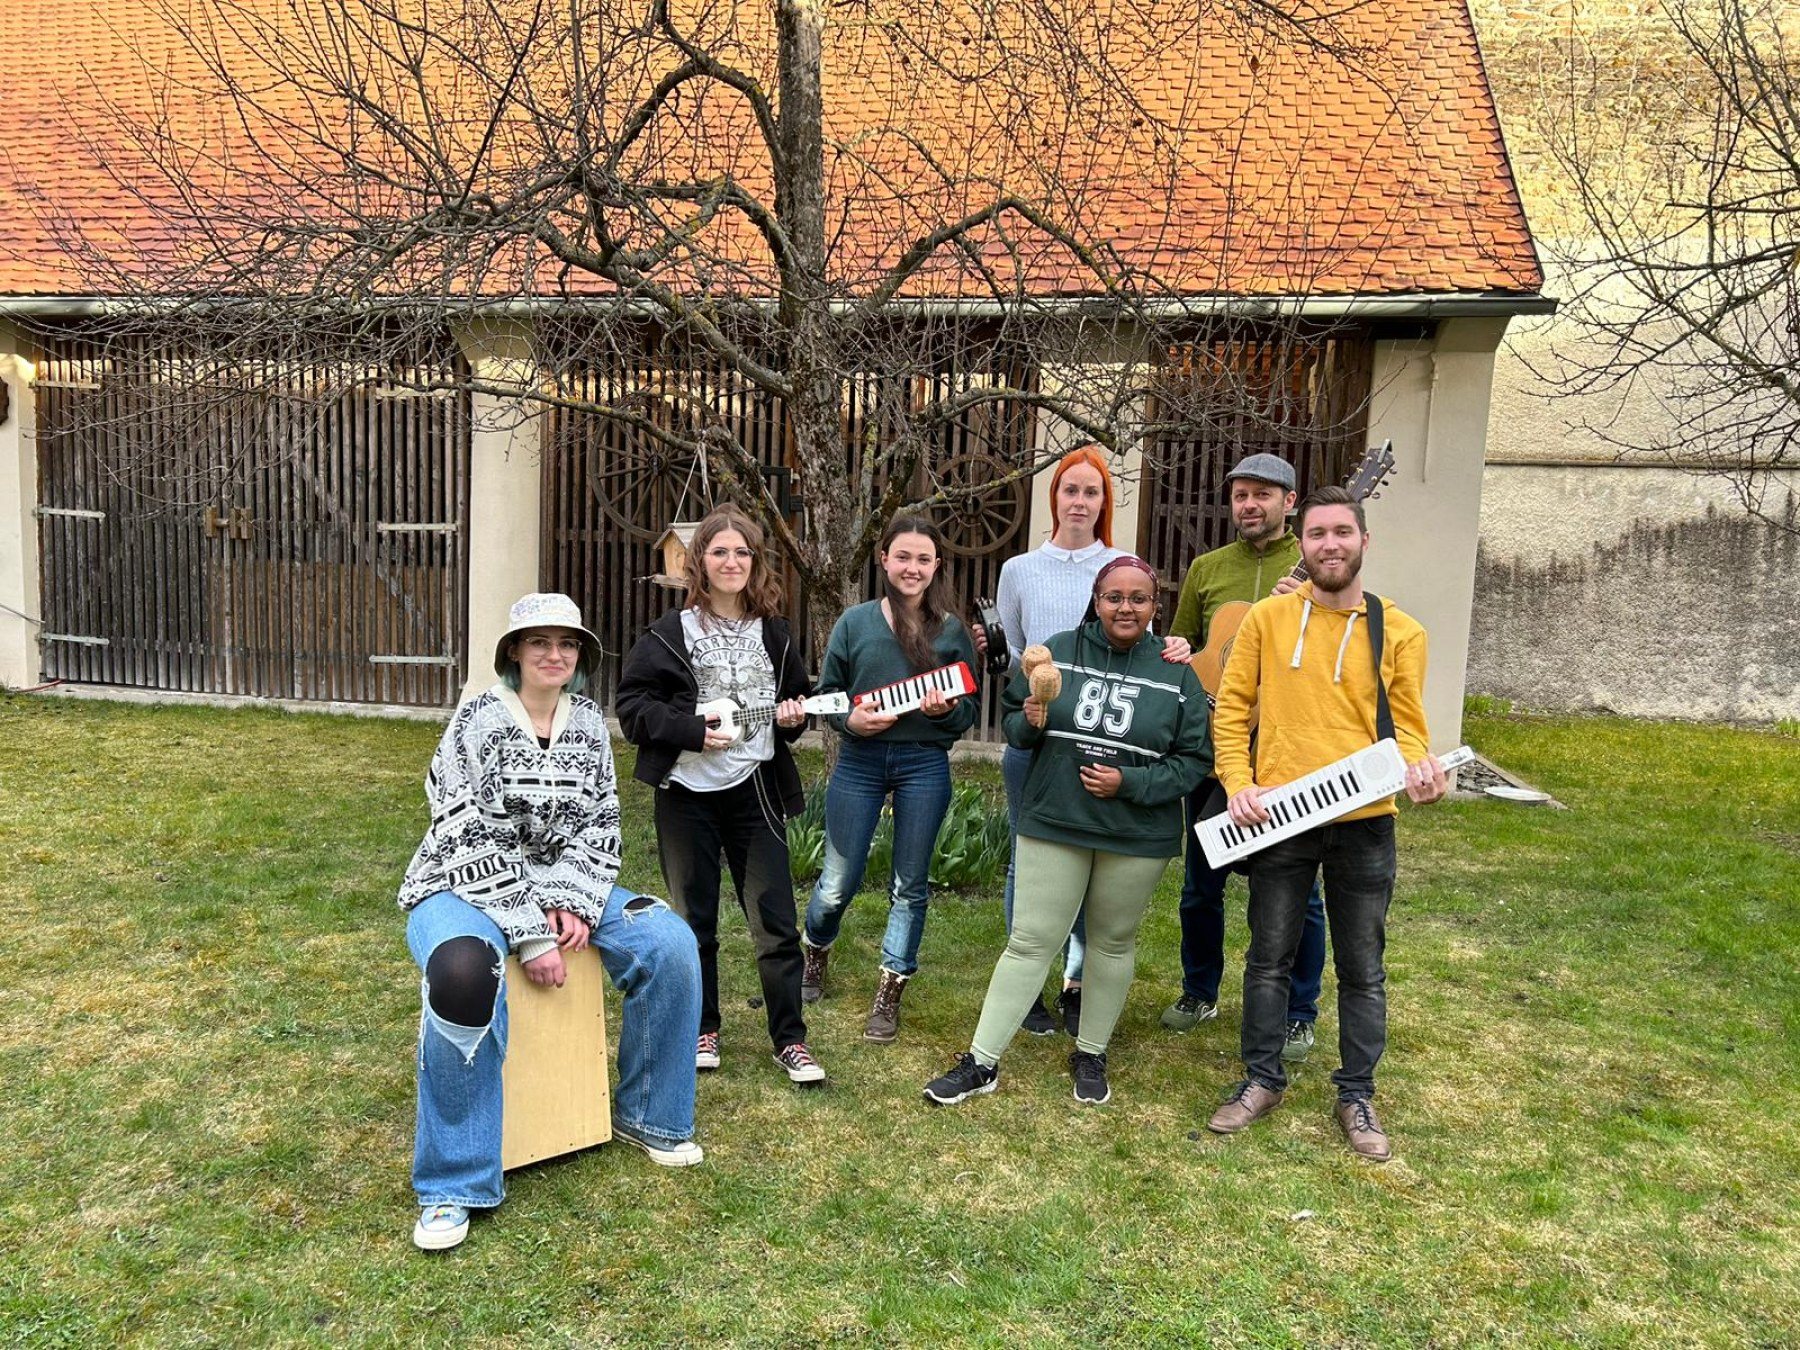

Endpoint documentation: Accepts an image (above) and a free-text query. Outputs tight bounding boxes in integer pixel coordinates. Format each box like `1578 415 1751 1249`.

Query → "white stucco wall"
453 319 544 704
1362 318 1511 752
0 323 40 690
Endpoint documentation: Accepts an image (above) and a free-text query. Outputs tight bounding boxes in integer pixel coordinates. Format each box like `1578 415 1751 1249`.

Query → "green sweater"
1002 621 1213 857
1169 532 1302 643
818 600 979 747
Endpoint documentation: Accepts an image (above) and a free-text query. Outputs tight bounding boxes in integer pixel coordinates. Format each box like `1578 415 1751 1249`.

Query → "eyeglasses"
1097 591 1155 608
519 636 583 655
705 547 755 561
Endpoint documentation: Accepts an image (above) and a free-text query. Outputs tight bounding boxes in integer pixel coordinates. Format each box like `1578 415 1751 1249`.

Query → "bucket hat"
493 592 602 681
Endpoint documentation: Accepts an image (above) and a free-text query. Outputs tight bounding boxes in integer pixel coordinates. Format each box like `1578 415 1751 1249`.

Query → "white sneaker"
614 1124 705 1167
412 1203 470 1251
696 1031 721 1071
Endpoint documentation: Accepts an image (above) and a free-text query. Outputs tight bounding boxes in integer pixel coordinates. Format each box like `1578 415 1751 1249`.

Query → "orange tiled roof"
0 0 1542 300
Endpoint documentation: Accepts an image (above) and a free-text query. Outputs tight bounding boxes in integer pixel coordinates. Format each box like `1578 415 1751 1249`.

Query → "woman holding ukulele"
801 513 978 1044
617 505 827 1087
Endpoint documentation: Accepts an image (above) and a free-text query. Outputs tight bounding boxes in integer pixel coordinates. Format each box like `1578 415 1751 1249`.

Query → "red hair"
1048 446 1115 548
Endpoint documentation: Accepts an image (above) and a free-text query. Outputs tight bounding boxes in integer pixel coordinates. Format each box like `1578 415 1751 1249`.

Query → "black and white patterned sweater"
398 685 623 962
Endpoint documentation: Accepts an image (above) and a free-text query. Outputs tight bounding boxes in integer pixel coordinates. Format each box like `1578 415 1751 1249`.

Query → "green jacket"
1169 532 1301 643
1002 620 1213 858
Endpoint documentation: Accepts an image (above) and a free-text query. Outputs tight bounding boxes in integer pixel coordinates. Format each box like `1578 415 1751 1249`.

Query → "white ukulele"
697 692 850 745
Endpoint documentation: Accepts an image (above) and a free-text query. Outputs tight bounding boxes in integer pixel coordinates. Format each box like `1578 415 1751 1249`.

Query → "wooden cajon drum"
501 949 612 1170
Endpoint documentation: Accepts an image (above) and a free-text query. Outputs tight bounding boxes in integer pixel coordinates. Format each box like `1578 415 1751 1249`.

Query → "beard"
1235 512 1284 546
1306 547 1364 593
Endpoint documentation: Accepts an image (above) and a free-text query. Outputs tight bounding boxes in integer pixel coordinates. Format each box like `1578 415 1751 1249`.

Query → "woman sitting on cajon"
397 593 703 1252
923 557 1212 1108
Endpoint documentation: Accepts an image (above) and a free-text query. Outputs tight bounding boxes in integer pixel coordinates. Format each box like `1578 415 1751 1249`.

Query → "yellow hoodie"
1212 584 1431 821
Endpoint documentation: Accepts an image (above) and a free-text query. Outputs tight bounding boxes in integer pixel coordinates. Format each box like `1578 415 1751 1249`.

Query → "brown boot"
1206 1079 1284 1135
1336 1097 1393 1162
863 968 910 1043
800 939 828 1005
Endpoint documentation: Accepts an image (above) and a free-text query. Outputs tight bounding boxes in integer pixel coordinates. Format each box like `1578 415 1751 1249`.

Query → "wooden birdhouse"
652 522 700 589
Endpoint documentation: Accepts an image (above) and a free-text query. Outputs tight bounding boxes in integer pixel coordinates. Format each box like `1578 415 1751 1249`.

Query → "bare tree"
25 0 1390 640
1529 0 1800 532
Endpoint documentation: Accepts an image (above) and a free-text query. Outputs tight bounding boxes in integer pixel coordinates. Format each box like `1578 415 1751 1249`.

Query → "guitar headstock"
1342 439 1396 504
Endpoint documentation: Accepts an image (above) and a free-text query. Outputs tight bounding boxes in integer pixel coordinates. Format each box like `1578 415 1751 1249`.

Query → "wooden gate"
539 327 1032 739
34 327 472 705
1139 326 1375 592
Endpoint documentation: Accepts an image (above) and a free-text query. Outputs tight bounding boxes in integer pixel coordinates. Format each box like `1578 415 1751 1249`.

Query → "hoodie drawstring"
1332 612 1359 684
1289 599 1312 669
1289 598 1361 684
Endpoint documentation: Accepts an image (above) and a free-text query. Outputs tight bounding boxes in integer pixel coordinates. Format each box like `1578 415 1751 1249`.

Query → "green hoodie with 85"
1002 619 1213 858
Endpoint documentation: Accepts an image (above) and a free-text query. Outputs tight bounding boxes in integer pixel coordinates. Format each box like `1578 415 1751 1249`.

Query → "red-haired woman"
987 447 1190 1036
617 505 827 1086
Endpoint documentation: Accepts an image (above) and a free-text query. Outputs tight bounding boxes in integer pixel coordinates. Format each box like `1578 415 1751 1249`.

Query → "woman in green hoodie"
923 557 1213 1108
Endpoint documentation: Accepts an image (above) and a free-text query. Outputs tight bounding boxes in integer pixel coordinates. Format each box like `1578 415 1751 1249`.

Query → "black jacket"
616 610 813 818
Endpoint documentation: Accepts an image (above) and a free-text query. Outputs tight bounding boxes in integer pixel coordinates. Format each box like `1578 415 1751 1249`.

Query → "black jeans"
1181 780 1327 1018
1243 815 1396 1099
655 775 806 1050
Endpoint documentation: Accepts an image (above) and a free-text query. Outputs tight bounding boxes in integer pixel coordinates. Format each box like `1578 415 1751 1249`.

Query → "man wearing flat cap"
1162 453 1327 1060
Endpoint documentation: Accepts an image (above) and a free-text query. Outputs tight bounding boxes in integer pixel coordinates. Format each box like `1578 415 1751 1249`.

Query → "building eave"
0 291 1558 322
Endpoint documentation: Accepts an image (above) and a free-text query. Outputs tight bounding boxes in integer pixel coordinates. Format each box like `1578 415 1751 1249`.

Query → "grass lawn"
1 693 1796 1347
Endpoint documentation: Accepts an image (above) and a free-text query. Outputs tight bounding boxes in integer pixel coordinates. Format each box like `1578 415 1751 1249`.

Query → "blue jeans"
1002 744 1086 983
1243 816 1397 1099
406 887 701 1209
804 738 953 977
1180 781 1325 1019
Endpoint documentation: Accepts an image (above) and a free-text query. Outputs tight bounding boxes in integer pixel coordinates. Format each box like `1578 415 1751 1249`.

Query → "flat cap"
1224 453 1296 493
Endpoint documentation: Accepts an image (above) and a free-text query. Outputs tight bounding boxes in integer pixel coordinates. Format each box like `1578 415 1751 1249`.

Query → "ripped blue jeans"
405 887 701 1209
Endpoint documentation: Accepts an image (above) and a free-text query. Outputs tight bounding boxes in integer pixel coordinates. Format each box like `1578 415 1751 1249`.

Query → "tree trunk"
773 0 855 668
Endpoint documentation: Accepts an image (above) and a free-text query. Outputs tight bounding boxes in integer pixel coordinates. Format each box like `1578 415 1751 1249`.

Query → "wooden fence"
1139 326 1376 592
34 326 471 705
539 327 1033 739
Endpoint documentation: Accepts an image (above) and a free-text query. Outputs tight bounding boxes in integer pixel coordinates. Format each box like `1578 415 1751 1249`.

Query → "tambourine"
973 597 1010 677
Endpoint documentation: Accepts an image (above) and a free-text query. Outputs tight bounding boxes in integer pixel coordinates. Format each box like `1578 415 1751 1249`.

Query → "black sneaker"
1021 995 1058 1036
922 1052 999 1107
1069 1050 1110 1105
1057 987 1082 1038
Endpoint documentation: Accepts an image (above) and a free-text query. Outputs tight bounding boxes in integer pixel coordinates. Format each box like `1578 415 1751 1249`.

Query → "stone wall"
1470 465 1800 721
1467 6 1800 723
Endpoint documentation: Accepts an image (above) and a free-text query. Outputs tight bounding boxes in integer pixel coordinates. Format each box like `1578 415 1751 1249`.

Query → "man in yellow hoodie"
1204 485 1449 1161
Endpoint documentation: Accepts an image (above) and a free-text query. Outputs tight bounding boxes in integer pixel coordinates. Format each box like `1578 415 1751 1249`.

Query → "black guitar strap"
1366 593 1396 743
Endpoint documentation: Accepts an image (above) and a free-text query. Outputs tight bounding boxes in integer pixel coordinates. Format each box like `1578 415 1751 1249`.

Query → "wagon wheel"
935 451 1028 558
582 397 707 542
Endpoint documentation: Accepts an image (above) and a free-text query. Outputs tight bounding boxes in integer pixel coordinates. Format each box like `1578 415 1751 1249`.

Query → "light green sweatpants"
971 836 1171 1063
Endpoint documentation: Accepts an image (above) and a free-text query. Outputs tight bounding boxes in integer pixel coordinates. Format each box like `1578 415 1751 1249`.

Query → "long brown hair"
879 513 954 672
682 505 785 619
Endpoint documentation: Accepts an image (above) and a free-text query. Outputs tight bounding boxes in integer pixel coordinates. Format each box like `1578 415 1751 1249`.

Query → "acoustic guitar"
1189 441 1397 716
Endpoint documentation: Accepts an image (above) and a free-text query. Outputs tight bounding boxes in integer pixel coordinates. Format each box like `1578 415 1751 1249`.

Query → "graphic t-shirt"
668 609 777 792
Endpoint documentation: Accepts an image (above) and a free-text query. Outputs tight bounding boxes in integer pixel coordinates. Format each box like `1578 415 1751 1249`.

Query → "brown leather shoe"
1206 1080 1284 1134
1336 1097 1392 1162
